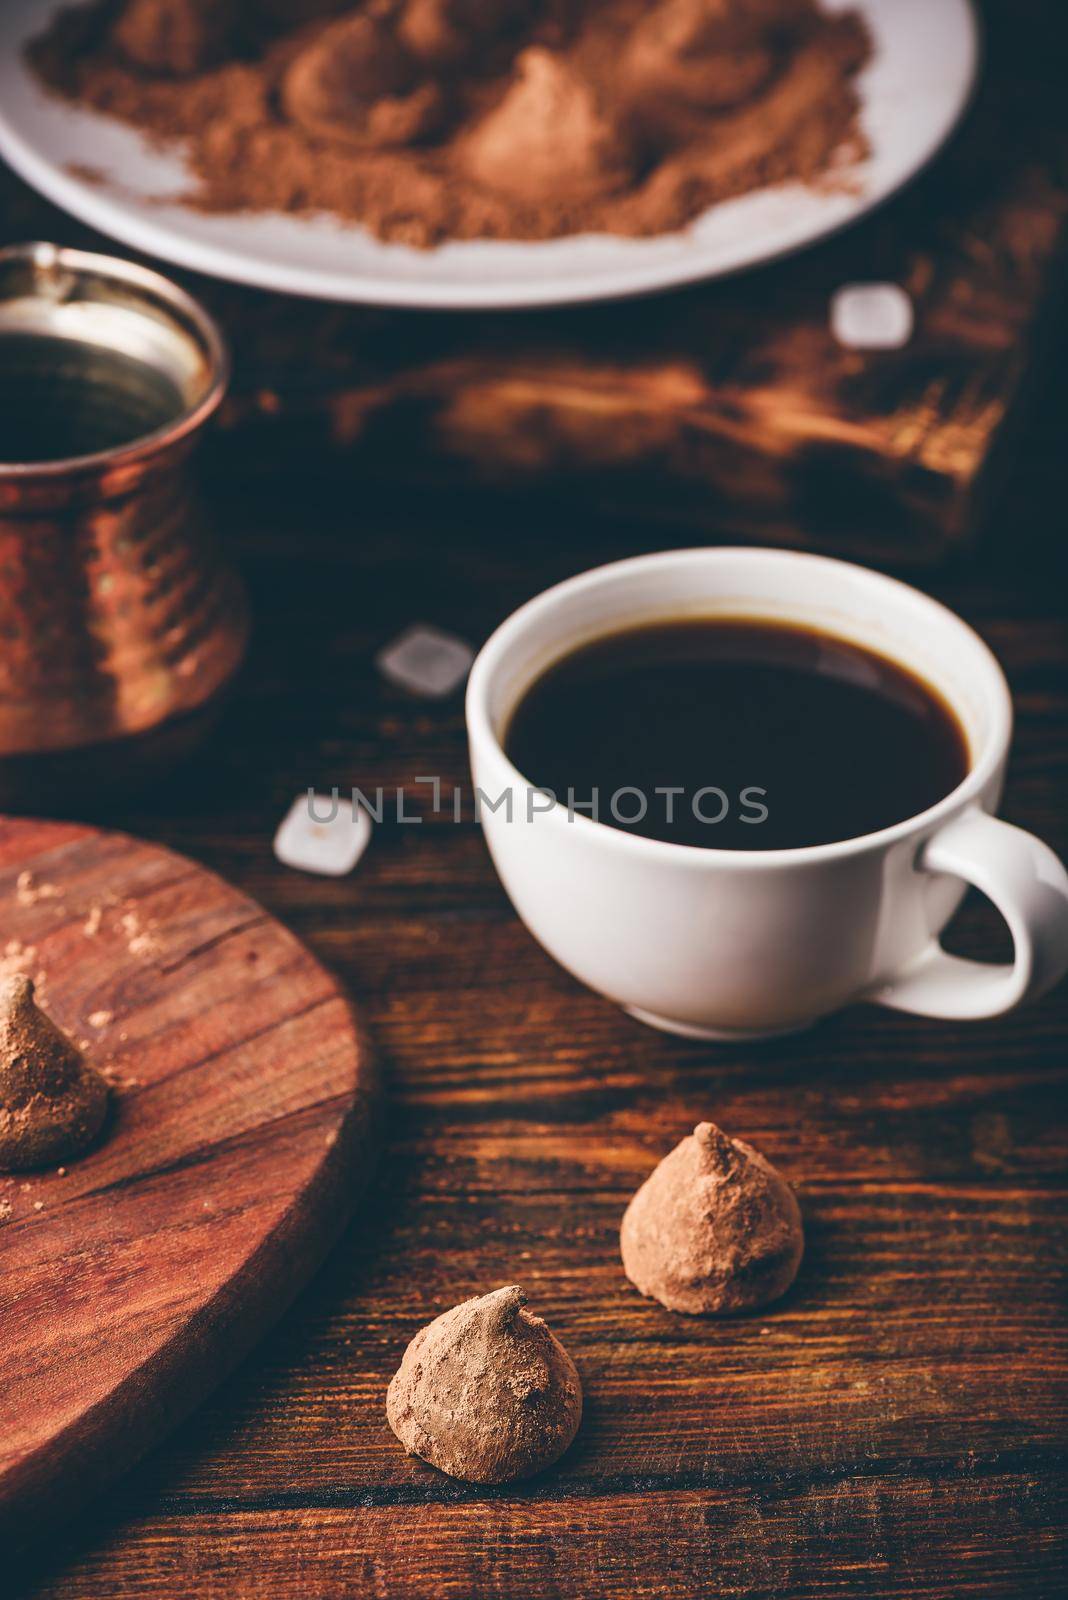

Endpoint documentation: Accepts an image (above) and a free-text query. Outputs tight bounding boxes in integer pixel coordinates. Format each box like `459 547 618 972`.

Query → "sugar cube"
376 625 474 699
830 283 914 351
273 793 372 877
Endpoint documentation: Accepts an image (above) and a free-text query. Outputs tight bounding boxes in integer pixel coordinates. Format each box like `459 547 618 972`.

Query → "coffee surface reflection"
504 617 969 850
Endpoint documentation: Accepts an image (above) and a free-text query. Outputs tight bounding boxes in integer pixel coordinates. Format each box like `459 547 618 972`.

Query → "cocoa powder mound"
29 0 871 248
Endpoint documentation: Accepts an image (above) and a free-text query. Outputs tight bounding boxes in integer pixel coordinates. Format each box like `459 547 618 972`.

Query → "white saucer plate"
0 0 979 309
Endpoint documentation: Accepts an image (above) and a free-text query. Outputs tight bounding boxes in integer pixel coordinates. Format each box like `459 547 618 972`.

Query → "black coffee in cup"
503 617 969 850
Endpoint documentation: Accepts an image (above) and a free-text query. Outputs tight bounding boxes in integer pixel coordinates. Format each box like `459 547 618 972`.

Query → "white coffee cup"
466 548 1068 1040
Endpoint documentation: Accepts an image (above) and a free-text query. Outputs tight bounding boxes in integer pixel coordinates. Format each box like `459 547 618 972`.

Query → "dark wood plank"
8 348 1066 1595
16 1481 1064 1600
3 2 1068 1589
0 820 380 1547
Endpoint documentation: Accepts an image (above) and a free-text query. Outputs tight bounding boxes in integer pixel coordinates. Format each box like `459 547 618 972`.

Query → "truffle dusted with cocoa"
0 975 109 1171
399 0 528 68
621 1121 803 1314
281 12 445 151
114 0 236 78
621 0 776 142
386 1286 582 1483
459 47 632 205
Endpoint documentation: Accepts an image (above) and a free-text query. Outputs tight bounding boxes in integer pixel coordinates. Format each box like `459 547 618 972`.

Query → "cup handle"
871 808 1068 1020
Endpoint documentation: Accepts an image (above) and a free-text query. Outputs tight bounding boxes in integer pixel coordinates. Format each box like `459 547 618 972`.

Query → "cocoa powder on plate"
30 0 872 248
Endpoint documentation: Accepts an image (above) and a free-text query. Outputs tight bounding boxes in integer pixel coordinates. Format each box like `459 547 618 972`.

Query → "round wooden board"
0 816 379 1545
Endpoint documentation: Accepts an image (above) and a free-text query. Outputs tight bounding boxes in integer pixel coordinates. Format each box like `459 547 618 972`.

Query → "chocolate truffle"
0 975 109 1171
281 13 443 150
460 48 631 204
399 0 523 67
622 0 774 143
386 1285 582 1483
621 1121 803 1314
114 0 235 78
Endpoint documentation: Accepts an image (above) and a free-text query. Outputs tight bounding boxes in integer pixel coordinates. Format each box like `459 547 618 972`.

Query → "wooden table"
4 315 1064 1595
3 11 1068 1569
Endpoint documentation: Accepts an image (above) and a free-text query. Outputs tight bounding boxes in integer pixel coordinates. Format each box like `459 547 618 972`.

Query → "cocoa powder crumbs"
30 0 872 248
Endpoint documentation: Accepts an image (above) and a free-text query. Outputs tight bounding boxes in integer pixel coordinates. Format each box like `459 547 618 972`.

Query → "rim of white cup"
465 548 1013 868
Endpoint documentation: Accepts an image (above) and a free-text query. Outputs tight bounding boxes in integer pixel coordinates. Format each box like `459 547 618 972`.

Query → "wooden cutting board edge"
0 816 383 1550
14 1039 381 1548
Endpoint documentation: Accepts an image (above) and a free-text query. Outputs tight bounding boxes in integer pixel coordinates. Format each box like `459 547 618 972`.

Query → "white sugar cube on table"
274 794 372 877
376 625 474 698
830 283 914 350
